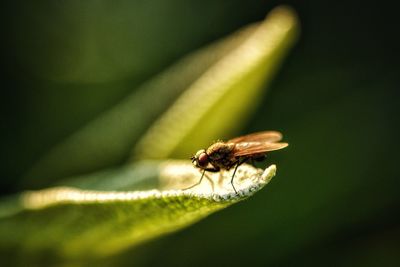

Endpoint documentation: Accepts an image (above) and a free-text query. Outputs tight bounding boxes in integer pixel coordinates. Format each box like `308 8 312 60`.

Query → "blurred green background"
1 0 399 266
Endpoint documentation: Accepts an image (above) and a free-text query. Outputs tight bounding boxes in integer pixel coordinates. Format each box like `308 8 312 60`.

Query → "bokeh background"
1 0 399 266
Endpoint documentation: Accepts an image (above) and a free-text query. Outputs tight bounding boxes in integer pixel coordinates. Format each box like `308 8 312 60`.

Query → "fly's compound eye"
197 152 209 168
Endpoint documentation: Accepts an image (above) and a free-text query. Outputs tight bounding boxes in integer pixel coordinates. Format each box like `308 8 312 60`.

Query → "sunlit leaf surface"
0 162 276 265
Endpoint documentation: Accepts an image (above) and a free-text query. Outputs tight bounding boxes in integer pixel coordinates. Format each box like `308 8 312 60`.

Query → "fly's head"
191 149 209 169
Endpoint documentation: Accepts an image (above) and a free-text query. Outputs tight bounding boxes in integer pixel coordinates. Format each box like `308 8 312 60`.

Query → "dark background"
1 0 399 266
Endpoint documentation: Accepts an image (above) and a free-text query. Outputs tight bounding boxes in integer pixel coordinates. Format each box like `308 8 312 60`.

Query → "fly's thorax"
206 142 236 169
206 142 234 159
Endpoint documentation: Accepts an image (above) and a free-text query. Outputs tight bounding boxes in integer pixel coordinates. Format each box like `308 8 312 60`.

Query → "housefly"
188 131 288 194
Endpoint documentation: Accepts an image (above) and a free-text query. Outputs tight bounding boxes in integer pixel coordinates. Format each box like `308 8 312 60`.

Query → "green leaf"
6 6 295 266
133 6 299 159
0 162 276 264
23 6 298 188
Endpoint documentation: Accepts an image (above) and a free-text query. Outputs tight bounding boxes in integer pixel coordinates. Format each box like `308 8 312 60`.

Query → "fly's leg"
183 169 206 190
230 158 248 194
204 172 215 191
184 166 219 191
217 171 224 187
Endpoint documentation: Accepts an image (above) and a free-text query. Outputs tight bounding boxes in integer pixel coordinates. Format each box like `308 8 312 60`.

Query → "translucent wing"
228 131 282 144
232 142 288 157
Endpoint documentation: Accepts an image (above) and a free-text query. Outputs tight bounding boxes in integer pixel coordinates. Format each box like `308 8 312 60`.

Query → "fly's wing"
228 131 283 144
232 141 288 157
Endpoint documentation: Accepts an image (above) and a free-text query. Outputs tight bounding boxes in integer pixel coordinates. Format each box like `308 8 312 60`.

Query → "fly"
187 131 288 194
